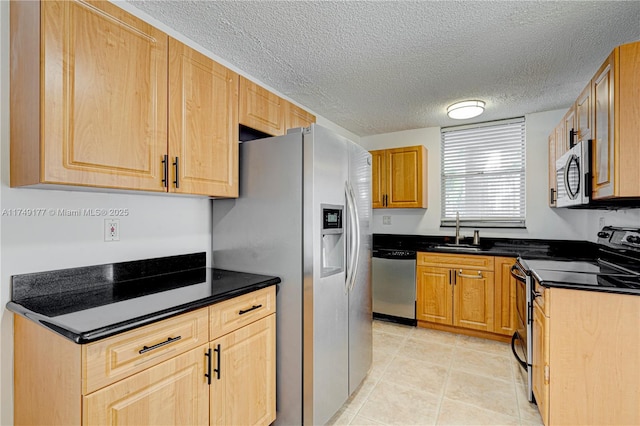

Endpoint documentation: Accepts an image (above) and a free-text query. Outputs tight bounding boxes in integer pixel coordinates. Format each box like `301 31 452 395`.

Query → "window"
441 117 525 228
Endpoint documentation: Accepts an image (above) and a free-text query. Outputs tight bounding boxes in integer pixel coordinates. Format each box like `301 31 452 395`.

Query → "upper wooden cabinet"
11 0 239 197
11 0 168 192
239 76 316 136
548 132 557 207
285 102 316 131
370 145 428 208
592 42 640 199
575 82 592 144
239 76 286 136
169 38 239 197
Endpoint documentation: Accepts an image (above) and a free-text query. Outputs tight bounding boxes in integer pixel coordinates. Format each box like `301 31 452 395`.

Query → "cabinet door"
548 132 557 207
370 150 386 208
453 269 494 332
592 51 615 199
83 345 209 426
416 266 452 324
562 107 576 149
41 0 167 191
169 38 239 197
239 76 285 136
532 301 549 425
493 257 517 336
210 314 276 426
386 146 427 208
575 83 592 143
285 102 316 131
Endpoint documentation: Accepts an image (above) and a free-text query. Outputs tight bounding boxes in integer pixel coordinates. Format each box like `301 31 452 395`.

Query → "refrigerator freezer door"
347 142 373 395
211 132 304 426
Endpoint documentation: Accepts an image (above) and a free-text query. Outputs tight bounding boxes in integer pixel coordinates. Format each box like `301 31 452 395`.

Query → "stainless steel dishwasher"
372 249 417 326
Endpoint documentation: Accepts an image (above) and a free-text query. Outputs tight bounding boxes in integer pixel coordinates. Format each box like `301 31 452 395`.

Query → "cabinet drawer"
210 286 276 341
418 252 494 271
83 308 209 394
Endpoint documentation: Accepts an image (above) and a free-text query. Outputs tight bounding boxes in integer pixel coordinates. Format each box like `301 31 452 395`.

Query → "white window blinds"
441 117 526 228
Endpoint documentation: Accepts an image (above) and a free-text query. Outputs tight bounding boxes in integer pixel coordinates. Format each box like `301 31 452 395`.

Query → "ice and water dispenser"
320 205 344 277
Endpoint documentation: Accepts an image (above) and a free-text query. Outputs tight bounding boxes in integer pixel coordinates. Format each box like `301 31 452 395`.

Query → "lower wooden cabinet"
211 315 276 426
416 253 496 335
84 346 210 426
532 299 549 424
532 288 640 425
13 287 277 426
416 253 516 340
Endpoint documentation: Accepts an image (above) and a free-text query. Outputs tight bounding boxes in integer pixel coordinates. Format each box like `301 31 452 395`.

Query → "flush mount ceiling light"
447 100 486 120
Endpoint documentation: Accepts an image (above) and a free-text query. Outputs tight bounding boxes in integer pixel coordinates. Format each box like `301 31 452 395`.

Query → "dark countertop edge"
374 233 598 259
7 278 280 344
536 281 640 296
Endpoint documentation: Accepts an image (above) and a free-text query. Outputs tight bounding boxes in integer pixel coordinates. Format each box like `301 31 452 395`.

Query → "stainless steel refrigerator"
211 124 372 425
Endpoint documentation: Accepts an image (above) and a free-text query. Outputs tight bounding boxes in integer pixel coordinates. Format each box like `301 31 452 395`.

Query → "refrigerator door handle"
345 181 361 293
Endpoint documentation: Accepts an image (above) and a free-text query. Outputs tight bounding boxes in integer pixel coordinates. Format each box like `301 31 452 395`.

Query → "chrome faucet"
455 211 461 245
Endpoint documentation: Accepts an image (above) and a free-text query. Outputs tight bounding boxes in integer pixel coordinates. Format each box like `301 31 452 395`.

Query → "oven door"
511 262 534 402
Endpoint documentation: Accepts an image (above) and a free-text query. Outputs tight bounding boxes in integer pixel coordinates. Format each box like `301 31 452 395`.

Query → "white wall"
0 2 360 423
360 110 640 241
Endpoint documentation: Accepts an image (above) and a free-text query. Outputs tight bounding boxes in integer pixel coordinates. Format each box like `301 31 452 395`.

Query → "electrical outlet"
383 215 392 225
104 219 120 242
599 217 605 229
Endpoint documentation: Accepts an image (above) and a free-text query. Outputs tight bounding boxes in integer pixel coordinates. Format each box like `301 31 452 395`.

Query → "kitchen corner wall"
359 110 640 242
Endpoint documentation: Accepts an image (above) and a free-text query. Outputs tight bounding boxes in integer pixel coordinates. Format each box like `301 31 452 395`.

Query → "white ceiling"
129 1 640 137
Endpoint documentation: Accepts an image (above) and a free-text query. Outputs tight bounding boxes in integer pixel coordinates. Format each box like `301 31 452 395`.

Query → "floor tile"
327 406 357 426
451 347 514 382
373 320 414 337
516 384 544 425
344 375 378 412
349 414 385 425
410 326 459 347
456 335 511 358
381 355 449 396
400 337 455 367
444 370 519 418
372 330 407 355
436 397 520 425
358 380 440 425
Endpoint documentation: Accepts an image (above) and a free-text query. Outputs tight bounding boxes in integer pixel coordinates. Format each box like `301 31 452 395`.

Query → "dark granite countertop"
374 233 598 260
6 253 280 344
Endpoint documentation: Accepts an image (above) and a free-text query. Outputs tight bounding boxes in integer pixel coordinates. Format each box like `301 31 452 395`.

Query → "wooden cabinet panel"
418 252 494 271
11 0 169 191
169 38 239 197
370 150 386 208
592 51 615 199
285 102 316 131
239 76 285 136
386 146 428 208
453 269 494 332
493 257 517 336
210 315 276 426
209 286 276 341
575 83 592 143
83 345 209 426
591 42 640 199
548 132 557 207
83 308 209 394
416 266 452 324
562 107 576 150
370 146 427 208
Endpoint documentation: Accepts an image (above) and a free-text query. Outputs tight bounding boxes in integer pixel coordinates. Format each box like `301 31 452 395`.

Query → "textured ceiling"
128 1 640 136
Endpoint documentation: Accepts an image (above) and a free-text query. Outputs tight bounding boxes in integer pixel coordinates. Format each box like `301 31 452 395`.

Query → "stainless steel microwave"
556 140 590 207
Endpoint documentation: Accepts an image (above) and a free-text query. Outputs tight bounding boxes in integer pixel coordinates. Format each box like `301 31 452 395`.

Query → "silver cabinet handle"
456 270 483 279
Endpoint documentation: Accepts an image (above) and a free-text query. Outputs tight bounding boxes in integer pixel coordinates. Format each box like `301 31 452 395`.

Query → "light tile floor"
328 320 544 426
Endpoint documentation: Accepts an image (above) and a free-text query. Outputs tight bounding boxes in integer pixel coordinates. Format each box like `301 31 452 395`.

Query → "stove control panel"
597 226 640 252
622 231 640 248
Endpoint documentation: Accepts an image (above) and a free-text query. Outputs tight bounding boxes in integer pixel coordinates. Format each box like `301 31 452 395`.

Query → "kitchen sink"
433 244 483 252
